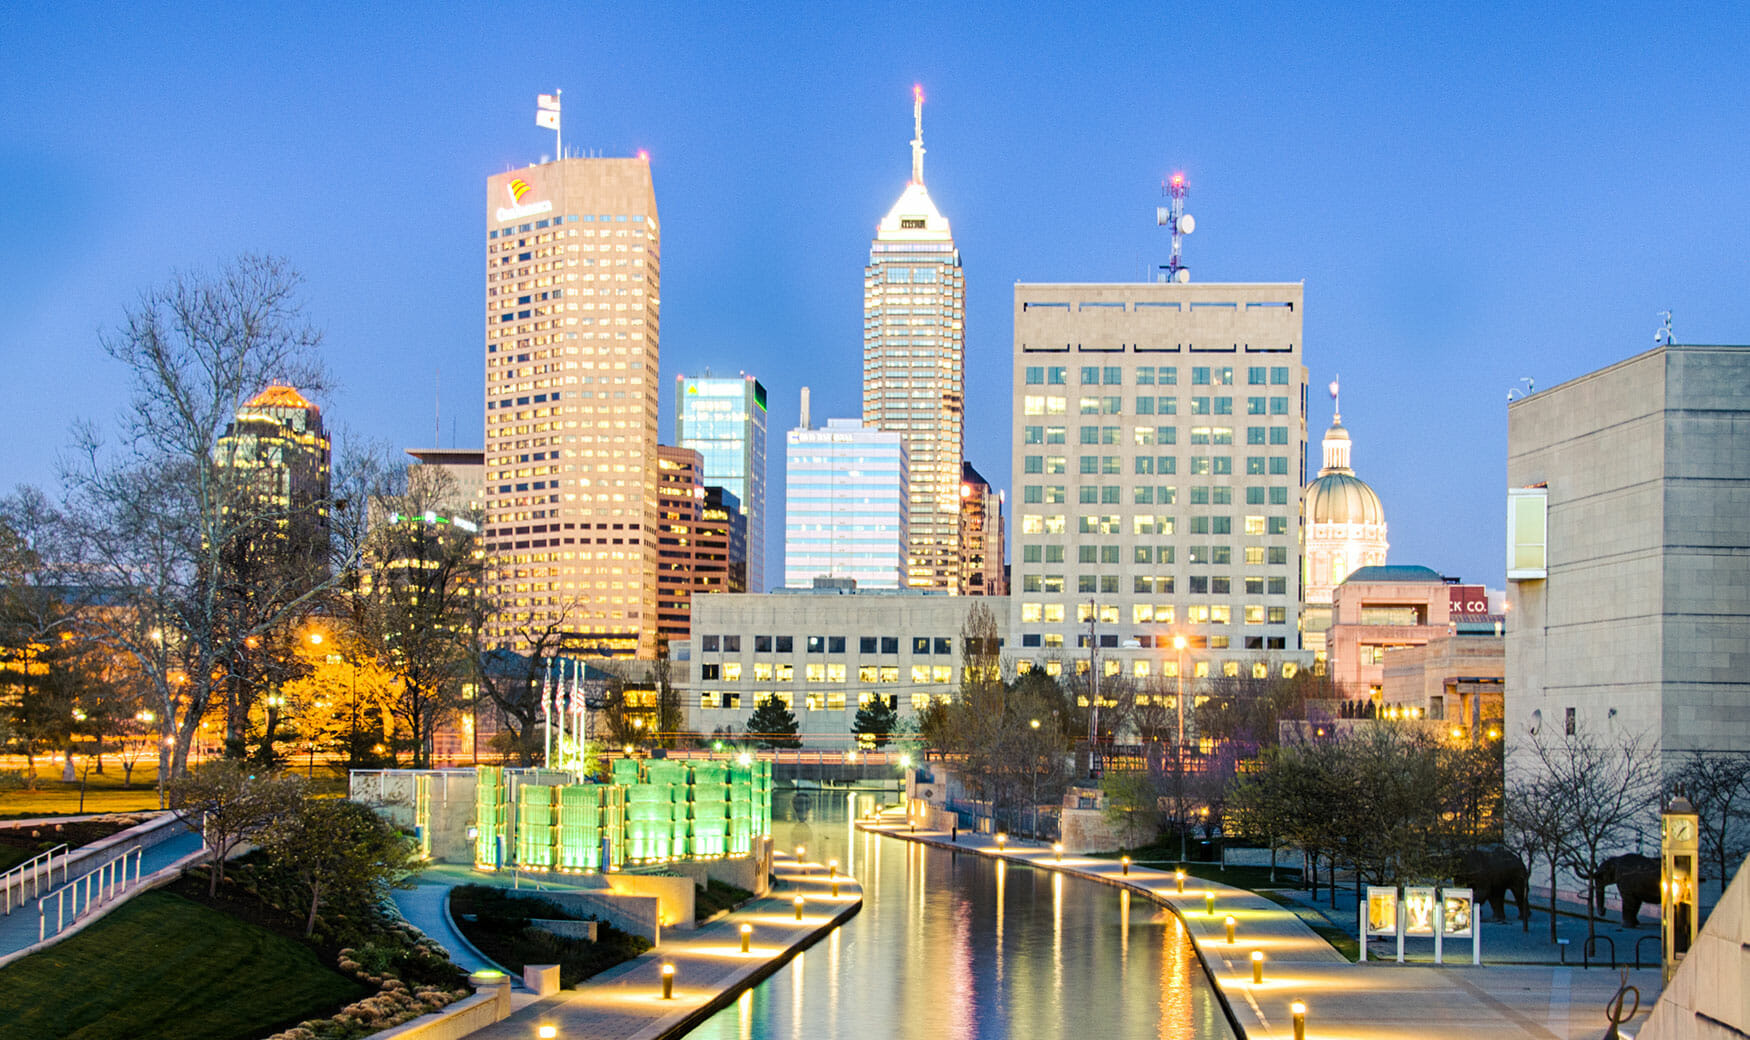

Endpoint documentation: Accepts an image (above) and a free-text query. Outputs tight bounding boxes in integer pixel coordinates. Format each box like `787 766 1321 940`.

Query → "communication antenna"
1156 172 1194 283
1654 309 1676 345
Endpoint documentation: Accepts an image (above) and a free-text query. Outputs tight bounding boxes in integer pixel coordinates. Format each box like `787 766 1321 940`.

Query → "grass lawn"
0 889 365 1040
0 764 350 819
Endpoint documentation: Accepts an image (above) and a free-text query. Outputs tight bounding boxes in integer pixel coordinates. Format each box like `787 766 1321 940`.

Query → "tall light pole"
1173 634 1189 863
1087 600 1100 778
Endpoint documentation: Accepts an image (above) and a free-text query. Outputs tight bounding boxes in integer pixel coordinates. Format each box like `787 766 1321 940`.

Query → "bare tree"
56 256 341 796
1671 750 1750 895
1510 726 1660 942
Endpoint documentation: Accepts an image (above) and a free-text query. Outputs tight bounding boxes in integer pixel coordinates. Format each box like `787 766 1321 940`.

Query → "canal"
684 785 1238 1040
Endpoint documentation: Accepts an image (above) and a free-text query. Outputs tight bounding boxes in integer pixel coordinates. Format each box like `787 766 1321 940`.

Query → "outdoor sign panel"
1441 888 1474 938
1449 584 1489 615
1366 886 1399 936
1402 886 1438 936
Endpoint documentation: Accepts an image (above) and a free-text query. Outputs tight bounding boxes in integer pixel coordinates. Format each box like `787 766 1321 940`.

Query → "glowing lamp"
660 962 675 1000
995 833 1008 850
1175 869 1186 893
1121 855 1130 875
538 1027 558 1040
1224 915 1236 944
1204 891 1215 916
1251 950 1264 984
740 923 752 953
794 895 805 921
1291 1001 1307 1040
1053 842 1064 862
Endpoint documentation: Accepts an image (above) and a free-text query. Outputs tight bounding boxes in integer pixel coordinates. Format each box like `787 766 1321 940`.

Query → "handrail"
37 846 144 943
2 844 70 915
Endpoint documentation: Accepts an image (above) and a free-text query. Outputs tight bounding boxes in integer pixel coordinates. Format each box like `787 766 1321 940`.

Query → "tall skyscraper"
863 87 965 592
959 461 1007 596
675 374 767 591
213 384 331 575
484 156 660 656
785 418 909 590
1009 282 1309 682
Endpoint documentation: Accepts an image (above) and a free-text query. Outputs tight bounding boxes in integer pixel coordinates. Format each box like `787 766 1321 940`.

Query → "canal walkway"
862 815 1656 1040
463 851 862 1040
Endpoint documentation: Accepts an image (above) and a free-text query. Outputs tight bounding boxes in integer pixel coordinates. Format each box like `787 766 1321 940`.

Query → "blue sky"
4 2 1747 591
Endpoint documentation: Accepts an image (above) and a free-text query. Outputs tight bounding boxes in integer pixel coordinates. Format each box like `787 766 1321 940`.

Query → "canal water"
685 785 1237 1040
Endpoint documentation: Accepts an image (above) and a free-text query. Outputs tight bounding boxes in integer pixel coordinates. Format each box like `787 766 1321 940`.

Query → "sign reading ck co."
1449 584 1489 615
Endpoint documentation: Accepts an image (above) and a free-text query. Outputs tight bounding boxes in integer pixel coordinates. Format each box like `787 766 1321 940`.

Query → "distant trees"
919 604 1071 831
1226 722 1505 904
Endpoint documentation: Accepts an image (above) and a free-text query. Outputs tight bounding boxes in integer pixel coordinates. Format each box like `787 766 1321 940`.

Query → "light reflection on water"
684 786 1236 1040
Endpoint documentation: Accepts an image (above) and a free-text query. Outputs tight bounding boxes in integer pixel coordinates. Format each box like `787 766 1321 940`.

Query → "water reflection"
685 786 1235 1040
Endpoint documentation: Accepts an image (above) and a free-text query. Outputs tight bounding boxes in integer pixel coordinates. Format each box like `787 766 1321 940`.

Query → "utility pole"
1088 599 1100 778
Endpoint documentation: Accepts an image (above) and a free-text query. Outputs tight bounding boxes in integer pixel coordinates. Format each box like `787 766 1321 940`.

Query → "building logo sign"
1449 584 1488 615
496 177 553 223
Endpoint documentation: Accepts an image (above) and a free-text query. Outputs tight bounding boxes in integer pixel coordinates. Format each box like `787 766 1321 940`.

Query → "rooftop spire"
910 84 925 185
1329 375 1341 423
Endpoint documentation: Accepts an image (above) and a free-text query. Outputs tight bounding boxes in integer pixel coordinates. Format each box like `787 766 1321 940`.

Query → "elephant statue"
1590 853 1660 928
1453 845 1530 923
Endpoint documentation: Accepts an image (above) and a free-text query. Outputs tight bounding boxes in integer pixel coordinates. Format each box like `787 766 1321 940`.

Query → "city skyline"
5 5 1750 593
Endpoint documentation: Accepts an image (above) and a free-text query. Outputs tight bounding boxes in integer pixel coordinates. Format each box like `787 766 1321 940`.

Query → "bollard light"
1175 869 1186 893
538 1027 558 1040
1291 1001 1306 1040
1053 842 1064 862
661 963 676 1000
831 877 841 897
795 845 806 868
1225 915 1236 944
1251 950 1264 985
740 923 752 953
996 833 1008 851
828 859 839 878
1121 855 1130 876
1205 891 1215 916
794 895 805 921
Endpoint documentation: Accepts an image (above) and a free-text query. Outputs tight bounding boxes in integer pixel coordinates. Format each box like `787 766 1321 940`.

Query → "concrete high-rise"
483 156 660 656
675 374 767 592
784 418 909 590
1506 342 1750 771
1009 282 1309 682
863 88 965 592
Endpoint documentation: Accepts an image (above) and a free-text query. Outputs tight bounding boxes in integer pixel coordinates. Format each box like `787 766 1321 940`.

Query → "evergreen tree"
746 695 801 748
852 696 898 748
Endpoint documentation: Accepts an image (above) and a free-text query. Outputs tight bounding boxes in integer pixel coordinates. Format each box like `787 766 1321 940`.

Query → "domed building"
1301 379 1389 662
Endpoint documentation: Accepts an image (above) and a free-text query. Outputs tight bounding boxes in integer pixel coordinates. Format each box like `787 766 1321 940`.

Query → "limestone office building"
1008 282 1312 686
1506 342 1750 770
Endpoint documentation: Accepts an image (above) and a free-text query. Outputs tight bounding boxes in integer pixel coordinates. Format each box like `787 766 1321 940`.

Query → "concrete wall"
1640 853 1750 1040
1507 344 1750 781
540 890 662 946
369 987 510 1040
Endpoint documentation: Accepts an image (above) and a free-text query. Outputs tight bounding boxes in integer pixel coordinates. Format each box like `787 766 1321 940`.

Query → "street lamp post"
1173 634 1189 863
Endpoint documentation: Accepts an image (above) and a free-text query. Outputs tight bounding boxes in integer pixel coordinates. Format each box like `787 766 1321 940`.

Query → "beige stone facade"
1009 281 1310 683
483 157 661 656
1506 343 1750 766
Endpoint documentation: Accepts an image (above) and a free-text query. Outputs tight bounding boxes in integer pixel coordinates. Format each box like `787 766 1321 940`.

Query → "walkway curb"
463 853 863 1040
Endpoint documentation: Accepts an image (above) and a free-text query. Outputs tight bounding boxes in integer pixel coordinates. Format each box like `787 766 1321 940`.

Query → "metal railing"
37 846 144 943
2 844 69 915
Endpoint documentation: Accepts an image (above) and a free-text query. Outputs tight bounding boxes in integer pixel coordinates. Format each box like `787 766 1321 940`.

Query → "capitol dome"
1303 380 1389 605
1305 424 1386 525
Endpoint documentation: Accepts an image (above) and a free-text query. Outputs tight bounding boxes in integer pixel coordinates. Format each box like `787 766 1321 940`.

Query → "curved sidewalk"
861 816 1654 1040
460 852 861 1040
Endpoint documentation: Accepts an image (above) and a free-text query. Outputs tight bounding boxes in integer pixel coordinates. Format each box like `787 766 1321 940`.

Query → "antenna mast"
910 84 926 185
1156 172 1194 283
